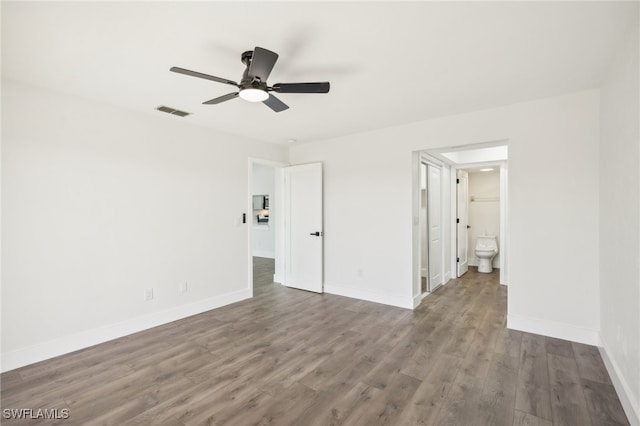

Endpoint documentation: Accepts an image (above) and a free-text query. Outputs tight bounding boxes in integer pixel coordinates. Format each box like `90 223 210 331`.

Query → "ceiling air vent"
156 105 191 117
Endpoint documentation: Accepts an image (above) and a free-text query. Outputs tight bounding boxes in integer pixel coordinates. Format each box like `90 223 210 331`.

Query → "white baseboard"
507 314 599 345
1 289 252 373
252 251 275 259
324 282 413 309
599 337 640 426
412 293 423 308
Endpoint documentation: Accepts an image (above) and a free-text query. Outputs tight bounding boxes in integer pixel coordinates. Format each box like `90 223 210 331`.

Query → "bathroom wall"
467 170 501 267
251 163 275 259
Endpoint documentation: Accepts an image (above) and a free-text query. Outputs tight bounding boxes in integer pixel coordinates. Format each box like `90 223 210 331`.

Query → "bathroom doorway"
456 164 506 281
440 142 508 286
413 142 508 305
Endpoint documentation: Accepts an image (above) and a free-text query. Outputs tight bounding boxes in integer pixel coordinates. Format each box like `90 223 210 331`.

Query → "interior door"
457 170 469 277
427 164 442 291
283 163 323 293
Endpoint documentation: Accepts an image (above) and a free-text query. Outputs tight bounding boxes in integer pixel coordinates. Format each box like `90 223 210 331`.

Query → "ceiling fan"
170 47 330 113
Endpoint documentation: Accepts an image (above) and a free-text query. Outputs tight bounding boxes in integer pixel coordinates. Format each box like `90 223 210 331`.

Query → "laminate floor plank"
320 349 387 391
572 342 613 386
515 333 553 421
547 353 593 426
545 337 575 358
513 410 554 426
299 381 381 426
581 378 630 426
434 374 484 426
476 352 520 426
1 262 628 425
341 372 421 426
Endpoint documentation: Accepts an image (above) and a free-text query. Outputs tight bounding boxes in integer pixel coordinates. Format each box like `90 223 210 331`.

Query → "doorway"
248 159 325 295
413 142 508 305
455 164 506 282
248 159 286 294
436 143 508 285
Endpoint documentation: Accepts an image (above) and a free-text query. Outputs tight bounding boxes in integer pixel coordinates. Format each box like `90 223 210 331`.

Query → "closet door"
427 163 442 291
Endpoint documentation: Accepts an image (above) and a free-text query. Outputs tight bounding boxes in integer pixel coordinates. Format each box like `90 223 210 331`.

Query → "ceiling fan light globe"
239 88 269 102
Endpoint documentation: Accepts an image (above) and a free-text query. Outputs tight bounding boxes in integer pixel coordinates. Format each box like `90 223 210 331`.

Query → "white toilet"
475 235 498 273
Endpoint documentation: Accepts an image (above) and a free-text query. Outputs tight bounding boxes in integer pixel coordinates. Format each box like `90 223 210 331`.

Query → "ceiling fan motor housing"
240 50 267 90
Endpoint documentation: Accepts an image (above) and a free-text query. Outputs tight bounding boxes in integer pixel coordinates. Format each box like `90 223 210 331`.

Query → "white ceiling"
2 1 636 145
440 145 508 165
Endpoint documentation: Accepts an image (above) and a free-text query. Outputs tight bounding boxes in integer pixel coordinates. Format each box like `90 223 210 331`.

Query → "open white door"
457 170 469 277
427 164 442 291
283 163 323 293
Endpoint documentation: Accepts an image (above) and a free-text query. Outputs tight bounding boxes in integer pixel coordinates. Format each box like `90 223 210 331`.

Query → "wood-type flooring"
1 258 629 425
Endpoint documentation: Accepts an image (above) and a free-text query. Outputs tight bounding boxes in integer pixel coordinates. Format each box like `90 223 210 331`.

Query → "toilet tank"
475 235 498 251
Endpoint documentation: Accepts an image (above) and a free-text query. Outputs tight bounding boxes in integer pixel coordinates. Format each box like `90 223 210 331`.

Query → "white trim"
450 170 458 277
599 338 640 426
419 152 446 168
1 289 251 373
413 293 423 308
252 250 275 259
427 139 510 165
499 163 508 285
325 282 413 310
507 314 599 345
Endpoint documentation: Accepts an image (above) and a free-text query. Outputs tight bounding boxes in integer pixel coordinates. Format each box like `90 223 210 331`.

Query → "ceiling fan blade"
272 82 330 94
263 94 289 112
248 47 279 81
202 92 239 105
170 67 238 87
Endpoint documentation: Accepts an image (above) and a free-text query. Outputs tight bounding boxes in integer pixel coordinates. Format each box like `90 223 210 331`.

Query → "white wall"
598 13 640 424
1 79 288 371
467 170 500 268
290 89 600 343
251 163 275 259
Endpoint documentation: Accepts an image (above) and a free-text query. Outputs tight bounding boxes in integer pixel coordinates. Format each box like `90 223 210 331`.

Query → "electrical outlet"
179 281 188 294
144 288 154 301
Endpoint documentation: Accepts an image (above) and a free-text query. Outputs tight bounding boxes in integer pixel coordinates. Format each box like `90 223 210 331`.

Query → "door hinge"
456 218 460 224
457 257 460 263
456 178 459 184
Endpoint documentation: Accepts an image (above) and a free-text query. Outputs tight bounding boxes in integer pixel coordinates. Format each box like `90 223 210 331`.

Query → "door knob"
309 231 322 236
